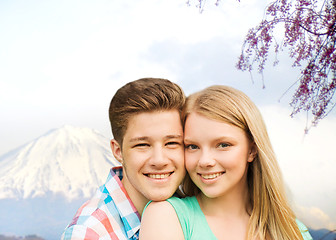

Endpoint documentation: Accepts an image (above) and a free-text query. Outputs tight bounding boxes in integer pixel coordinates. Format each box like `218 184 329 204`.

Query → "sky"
0 0 335 230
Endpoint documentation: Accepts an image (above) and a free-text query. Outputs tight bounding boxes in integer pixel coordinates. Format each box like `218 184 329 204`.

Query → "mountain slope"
0 125 120 200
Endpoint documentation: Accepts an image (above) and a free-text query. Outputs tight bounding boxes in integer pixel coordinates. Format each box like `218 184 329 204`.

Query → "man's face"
112 110 185 210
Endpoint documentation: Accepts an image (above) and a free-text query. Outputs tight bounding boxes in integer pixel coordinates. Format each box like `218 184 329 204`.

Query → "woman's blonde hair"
182 85 303 240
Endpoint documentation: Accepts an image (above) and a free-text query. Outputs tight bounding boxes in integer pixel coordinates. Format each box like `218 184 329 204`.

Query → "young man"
62 78 186 240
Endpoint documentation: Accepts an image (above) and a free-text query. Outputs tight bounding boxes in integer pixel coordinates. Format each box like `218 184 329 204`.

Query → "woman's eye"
185 144 199 150
218 143 230 148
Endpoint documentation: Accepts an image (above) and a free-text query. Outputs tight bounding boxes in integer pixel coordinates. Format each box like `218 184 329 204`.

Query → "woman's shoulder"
296 219 313 240
143 196 196 218
140 199 185 239
167 195 196 205
143 200 175 216
166 196 199 213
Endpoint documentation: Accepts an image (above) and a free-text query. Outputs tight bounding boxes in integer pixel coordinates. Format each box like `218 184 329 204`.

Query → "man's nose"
149 146 169 168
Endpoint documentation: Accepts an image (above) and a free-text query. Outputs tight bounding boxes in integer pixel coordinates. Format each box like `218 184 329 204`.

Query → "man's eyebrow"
165 135 183 140
129 137 149 142
129 135 183 142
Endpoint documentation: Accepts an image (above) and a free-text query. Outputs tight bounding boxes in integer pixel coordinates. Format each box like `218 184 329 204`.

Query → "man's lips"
145 172 173 179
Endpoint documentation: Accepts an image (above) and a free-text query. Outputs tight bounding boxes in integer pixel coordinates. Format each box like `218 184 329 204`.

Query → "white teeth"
201 172 223 179
147 173 171 179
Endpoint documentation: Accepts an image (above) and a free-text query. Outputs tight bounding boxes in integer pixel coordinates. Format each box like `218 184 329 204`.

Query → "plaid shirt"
61 166 141 240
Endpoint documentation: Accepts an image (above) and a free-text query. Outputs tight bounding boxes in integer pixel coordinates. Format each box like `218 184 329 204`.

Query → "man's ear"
110 139 123 164
248 143 257 163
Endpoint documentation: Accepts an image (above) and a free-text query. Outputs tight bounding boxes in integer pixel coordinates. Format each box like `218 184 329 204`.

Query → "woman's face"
184 112 255 200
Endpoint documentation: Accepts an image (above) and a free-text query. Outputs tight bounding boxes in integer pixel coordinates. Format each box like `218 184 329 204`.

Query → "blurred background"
0 0 335 239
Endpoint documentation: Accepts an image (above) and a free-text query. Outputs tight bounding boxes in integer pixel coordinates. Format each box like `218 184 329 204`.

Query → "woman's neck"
197 185 251 218
196 188 251 240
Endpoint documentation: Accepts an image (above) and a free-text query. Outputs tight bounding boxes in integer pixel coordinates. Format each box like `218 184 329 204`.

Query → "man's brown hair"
109 78 185 146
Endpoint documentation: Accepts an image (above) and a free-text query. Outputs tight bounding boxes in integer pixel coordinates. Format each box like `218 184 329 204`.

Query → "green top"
166 196 216 240
166 196 313 240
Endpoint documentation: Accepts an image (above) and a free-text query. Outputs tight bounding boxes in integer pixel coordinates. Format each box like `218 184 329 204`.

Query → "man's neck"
121 178 149 215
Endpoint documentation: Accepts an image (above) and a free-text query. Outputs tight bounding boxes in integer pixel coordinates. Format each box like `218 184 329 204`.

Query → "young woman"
139 85 312 240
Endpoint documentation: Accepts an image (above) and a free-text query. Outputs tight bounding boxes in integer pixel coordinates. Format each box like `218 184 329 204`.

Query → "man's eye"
218 143 230 148
166 141 181 147
134 143 149 148
185 144 199 150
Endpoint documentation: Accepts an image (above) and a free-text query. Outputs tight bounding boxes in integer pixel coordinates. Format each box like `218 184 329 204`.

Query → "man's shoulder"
61 190 128 239
71 170 118 218
62 167 140 240
62 191 113 230
71 193 110 221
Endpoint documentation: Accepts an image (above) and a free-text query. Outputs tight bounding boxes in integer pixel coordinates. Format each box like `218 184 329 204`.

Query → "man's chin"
148 193 174 202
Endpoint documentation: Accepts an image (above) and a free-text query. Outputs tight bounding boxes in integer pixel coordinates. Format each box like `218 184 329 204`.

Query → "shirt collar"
107 166 141 238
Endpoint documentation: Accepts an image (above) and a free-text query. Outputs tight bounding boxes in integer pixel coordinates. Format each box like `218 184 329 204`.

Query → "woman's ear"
110 139 123 164
248 143 257 163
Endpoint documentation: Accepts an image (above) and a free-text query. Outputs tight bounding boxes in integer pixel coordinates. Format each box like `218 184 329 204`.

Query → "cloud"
295 205 336 230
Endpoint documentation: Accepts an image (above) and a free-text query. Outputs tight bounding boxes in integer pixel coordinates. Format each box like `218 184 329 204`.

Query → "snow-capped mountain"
0 125 120 200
